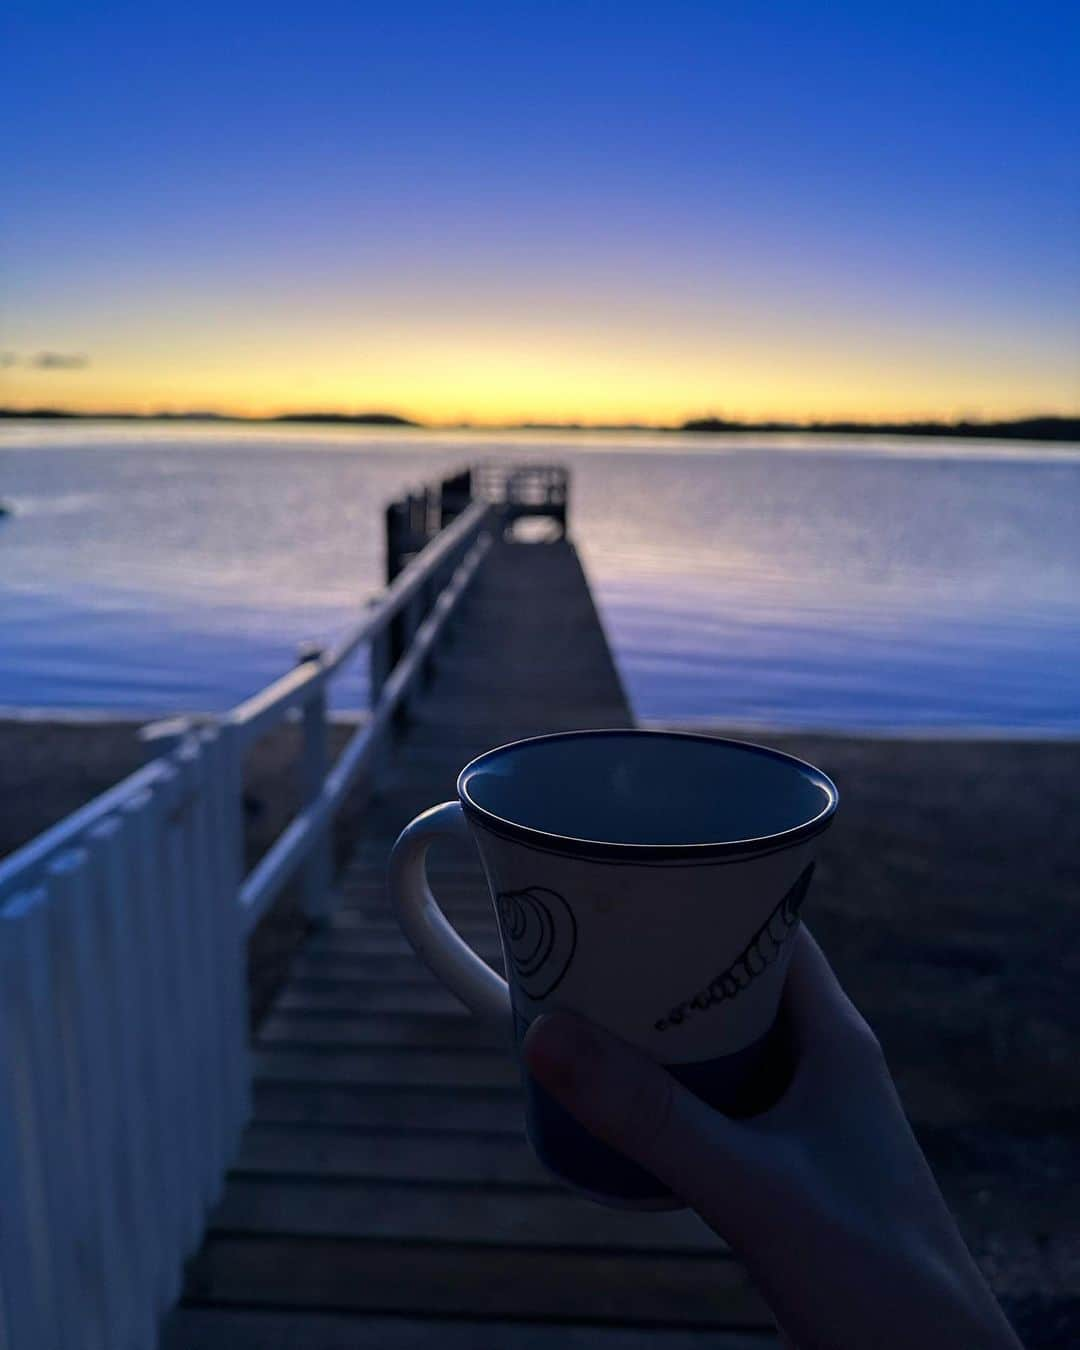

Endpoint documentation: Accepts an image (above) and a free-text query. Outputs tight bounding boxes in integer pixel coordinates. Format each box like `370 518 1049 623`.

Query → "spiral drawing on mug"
654 862 816 1032
496 886 577 999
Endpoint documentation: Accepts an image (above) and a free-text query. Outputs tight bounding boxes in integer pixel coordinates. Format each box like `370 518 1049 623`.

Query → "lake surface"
2 421 1079 733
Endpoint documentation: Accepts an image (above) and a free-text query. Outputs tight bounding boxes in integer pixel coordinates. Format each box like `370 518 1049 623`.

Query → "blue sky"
3 1 1078 420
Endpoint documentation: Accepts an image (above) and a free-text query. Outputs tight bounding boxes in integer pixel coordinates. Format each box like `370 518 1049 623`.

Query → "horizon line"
1 407 1079 442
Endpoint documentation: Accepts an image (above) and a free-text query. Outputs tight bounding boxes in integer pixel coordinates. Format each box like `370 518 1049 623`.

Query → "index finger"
781 924 875 1059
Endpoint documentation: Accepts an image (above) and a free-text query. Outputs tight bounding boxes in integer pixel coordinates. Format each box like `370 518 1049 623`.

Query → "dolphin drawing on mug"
655 862 816 1032
497 886 578 998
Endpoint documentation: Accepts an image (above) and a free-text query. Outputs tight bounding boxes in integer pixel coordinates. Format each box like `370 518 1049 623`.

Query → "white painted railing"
0 466 533 1350
0 725 249 1350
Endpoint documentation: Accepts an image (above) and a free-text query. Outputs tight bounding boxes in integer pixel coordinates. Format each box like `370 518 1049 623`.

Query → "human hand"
523 926 1022 1350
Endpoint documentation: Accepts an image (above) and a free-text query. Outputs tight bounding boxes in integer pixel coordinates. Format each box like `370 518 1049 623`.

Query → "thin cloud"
32 352 90 370
0 352 16 368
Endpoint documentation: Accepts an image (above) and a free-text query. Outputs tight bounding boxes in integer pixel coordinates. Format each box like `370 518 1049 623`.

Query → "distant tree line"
679 415 1080 442
1 408 1076 442
0 409 418 427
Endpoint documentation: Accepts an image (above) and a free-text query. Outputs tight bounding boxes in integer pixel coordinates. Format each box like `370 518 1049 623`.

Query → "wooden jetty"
0 466 778 1350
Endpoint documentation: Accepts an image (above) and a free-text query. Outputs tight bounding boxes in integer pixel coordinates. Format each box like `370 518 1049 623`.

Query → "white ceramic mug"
388 729 838 1208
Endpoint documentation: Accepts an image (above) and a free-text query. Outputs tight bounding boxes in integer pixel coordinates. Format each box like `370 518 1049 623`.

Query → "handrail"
229 656 328 744
324 495 492 676
226 497 492 753
237 530 493 928
225 488 498 923
0 755 172 902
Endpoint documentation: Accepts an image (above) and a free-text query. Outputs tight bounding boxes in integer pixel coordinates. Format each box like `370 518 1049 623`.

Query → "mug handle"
388 801 512 1025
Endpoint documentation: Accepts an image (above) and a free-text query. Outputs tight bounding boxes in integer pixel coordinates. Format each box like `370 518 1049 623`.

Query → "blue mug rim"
457 728 839 864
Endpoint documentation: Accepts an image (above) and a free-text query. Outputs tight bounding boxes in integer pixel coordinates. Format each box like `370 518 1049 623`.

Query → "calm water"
2 421 1079 733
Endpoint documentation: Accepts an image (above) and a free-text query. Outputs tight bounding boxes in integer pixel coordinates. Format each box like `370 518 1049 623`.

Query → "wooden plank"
234 1124 550 1186
410 694 632 725
286 951 503 982
339 901 497 925
344 905 495 939
305 927 502 957
328 911 495 938
258 1010 505 1050
340 883 490 909
345 860 484 881
341 888 493 911
281 971 470 994
209 1176 714 1252
340 888 491 913
162 1308 779 1349
182 1238 770 1328
252 1082 522 1133
252 1045 517 1088
275 980 476 1014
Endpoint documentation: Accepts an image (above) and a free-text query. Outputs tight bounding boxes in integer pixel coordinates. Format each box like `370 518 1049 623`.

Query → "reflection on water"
1 422 1078 733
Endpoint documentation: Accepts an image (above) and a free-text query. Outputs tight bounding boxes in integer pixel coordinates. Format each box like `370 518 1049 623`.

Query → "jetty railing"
222 488 494 933
0 463 566 1350
475 461 568 535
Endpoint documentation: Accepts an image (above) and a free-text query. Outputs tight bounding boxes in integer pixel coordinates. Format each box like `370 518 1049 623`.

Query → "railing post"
297 643 333 923
209 719 252 1133
120 775 188 1306
398 590 425 720
412 489 428 547
369 609 393 707
85 814 156 1350
46 847 122 1350
0 892 67 1350
385 499 405 584
417 574 436 681
439 468 471 527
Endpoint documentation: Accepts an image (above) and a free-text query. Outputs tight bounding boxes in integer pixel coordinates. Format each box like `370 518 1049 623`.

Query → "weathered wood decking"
164 539 779 1348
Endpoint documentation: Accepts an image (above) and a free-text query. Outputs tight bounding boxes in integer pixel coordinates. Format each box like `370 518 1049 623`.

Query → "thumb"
523 1011 748 1204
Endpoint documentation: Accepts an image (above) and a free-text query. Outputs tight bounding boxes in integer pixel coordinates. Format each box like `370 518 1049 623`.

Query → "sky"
2 1 1078 424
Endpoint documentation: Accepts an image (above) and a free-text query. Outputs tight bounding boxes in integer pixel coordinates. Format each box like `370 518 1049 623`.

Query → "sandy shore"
2 719 1077 1343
